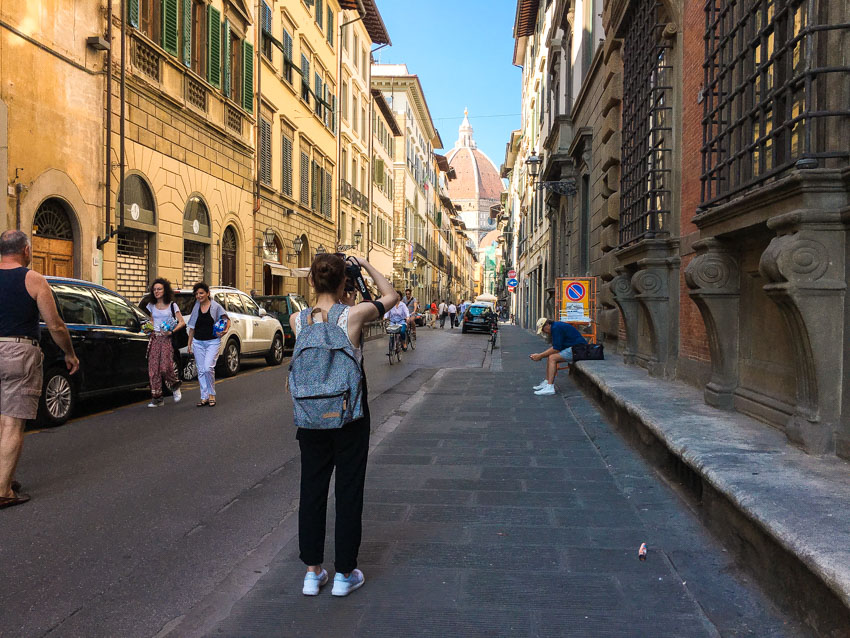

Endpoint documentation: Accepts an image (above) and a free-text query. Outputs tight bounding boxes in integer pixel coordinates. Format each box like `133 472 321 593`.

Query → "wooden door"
32 236 73 277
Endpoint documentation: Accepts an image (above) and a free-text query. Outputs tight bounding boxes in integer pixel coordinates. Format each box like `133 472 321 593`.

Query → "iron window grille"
701 0 850 207
618 0 674 248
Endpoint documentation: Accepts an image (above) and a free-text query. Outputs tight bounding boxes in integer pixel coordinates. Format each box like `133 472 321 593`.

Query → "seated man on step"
530 317 587 396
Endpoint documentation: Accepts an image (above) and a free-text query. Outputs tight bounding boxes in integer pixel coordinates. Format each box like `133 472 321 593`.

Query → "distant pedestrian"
290 253 397 597
429 301 437 328
0 230 79 509
186 282 230 407
438 300 448 328
142 278 184 408
530 318 587 395
448 302 457 329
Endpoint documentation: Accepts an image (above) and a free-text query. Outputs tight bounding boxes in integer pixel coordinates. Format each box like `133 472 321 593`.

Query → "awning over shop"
264 261 290 277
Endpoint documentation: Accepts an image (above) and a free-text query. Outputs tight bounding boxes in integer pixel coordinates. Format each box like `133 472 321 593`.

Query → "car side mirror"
258 307 268 317
126 317 141 332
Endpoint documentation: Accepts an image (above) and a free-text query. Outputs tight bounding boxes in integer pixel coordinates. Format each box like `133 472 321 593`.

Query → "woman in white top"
291 253 396 598
142 278 185 408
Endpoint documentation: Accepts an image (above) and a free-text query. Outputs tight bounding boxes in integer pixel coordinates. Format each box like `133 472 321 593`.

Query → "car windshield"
467 306 490 316
174 293 196 316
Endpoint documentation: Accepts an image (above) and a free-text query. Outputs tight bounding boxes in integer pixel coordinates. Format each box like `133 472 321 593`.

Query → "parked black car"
38 277 151 425
254 294 309 353
461 303 496 334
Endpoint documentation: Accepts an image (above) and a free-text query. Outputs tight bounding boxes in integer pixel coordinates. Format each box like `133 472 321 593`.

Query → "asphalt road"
0 325 490 638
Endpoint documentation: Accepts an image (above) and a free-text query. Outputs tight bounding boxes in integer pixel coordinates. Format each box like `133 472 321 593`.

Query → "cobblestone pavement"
206 326 805 638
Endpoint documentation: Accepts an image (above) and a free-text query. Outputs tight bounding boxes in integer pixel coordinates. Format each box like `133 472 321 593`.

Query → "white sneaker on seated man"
529 317 586 396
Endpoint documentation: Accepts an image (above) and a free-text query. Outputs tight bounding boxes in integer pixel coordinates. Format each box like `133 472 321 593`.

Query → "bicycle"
488 317 499 353
407 317 418 350
386 323 404 365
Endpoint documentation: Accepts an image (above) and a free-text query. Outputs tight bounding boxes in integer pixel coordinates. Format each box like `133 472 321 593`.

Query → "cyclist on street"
401 288 418 341
384 297 410 351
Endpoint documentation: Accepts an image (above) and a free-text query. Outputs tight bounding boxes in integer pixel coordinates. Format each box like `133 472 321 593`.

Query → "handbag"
571 343 604 361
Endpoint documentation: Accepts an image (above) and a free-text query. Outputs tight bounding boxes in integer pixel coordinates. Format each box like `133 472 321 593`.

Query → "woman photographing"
142 278 184 408
290 254 396 597
186 282 230 407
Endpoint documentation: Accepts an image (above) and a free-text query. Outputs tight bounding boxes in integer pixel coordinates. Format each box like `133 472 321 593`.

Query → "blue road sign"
507 278 519 287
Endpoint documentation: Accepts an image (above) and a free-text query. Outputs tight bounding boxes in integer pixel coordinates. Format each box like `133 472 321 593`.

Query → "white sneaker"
302 569 329 596
534 384 556 396
331 569 365 596
533 380 549 390
147 398 163 408
172 388 182 403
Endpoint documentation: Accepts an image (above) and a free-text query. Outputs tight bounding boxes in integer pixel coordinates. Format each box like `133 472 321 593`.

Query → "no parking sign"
558 278 592 323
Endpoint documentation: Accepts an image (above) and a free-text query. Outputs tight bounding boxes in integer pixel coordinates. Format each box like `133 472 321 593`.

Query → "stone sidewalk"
205 327 801 637
572 357 850 636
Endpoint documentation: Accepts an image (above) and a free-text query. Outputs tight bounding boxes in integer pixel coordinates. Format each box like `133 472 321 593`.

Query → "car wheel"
266 333 284 366
37 368 76 426
219 339 241 377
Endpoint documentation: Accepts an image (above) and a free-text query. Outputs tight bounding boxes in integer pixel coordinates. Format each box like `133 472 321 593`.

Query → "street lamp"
525 152 577 196
287 235 303 260
353 228 362 249
316 244 327 255
525 153 542 178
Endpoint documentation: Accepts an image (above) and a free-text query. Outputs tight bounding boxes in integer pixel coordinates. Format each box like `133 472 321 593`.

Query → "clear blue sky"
373 0 521 169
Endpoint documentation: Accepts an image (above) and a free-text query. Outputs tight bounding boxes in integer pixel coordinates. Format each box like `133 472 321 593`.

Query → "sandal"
208 397 216 407
0 492 30 509
196 400 209 407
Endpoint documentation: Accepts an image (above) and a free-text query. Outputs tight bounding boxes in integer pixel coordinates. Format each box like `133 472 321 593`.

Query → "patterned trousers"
148 334 180 399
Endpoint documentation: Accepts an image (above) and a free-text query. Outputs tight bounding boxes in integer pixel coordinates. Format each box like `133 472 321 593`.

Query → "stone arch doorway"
32 198 75 277
183 196 211 287
262 235 284 295
297 235 310 298
221 226 238 288
116 174 157 301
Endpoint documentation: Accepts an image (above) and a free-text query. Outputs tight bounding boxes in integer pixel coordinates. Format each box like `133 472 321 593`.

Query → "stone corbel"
631 265 672 377
609 272 639 363
684 239 740 409
759 210 848 455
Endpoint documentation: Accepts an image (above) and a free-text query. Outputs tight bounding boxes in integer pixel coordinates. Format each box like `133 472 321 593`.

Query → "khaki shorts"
0 342 44 420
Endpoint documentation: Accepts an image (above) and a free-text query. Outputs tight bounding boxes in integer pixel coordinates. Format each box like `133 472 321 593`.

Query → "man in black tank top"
0 231 78 509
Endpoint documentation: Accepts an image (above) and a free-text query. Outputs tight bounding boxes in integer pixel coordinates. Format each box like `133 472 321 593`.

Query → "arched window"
32 198 75 277
183 196 211 287
33 199 74 240
221 226 238 288
116 175 156 301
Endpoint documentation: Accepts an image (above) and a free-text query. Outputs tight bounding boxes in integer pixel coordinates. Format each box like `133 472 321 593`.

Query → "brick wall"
679 253 710 361
116 229 150 302
678 0 712 364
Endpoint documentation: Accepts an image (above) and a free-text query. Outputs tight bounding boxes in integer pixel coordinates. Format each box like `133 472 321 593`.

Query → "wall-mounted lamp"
316 244 327 255
525 152 577 196
287 235 304 260
353 229 362 248
257 226 276 256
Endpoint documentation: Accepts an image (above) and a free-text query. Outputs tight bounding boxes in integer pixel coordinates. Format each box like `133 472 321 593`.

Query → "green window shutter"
128 0 139 28
162 0 179 56
222 20 231 97
327 10 334 45
242 40 254 113
300 152 310 205
282 30 293 83
315 0 323 28
181 0 192 66
282 135 293 197
260 119 272 185
207 5 222 88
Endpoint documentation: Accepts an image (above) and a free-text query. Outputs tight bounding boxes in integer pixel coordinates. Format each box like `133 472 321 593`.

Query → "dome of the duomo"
445 110 503 202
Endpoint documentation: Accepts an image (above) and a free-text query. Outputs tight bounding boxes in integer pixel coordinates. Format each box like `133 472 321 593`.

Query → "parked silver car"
171 286 285 379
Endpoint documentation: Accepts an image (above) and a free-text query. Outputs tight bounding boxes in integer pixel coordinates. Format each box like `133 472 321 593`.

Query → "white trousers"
193 338 221 399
